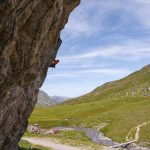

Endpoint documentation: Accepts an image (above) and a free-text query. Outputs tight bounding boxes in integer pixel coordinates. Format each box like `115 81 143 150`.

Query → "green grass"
23 131 102 149
19 140 50 150
24 130 90 142
30 97 150 142
29 65 150 148
139 124 150 147
24 130 87 140
51 130 90 141
51 130 103 149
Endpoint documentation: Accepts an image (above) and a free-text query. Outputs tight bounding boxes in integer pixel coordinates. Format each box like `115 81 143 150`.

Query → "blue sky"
41 0 150 97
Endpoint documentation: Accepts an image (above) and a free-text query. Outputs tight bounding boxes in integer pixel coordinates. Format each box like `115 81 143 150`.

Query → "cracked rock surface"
0 0 80 149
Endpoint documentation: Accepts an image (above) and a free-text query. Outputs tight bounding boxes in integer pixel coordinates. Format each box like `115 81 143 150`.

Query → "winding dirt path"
126 121 150 142
22 137 85 150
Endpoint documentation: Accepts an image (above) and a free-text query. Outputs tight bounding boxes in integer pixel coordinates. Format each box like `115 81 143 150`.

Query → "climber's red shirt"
52 59 59 65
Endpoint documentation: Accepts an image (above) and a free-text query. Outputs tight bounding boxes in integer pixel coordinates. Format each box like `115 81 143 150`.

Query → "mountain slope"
37 91 57 106
30 65 150 148
51 96 70 103
65 64 150 104
37 91 70 106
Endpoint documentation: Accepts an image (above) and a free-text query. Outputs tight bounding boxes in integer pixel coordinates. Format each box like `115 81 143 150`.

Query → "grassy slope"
139 124 150 147
64 65 150 104
29 65 150 146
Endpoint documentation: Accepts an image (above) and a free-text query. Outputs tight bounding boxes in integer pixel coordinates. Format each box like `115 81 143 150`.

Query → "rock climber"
49 59 59 68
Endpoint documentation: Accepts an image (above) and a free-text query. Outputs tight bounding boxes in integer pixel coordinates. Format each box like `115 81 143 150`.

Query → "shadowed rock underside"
0 0 80 149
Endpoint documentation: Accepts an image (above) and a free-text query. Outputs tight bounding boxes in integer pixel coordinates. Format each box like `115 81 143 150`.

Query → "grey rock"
0 0 80 149
37 90 70 106
37 90 57 106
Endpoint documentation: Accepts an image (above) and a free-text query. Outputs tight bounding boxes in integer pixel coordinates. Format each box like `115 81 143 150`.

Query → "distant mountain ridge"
51 96 70 103
37 90 70 106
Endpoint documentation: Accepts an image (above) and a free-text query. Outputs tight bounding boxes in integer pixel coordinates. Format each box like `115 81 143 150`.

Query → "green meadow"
30 97 150 143
29 65 150 147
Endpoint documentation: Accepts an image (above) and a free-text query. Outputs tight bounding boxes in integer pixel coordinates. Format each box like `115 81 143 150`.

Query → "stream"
53 127 119 147
28 125 150 150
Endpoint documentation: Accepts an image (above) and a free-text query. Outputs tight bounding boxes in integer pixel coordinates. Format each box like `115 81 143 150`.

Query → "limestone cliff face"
0 0 80 149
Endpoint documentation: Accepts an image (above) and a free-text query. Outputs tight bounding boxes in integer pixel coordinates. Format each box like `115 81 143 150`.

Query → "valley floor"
26 65 150 150
21 137 116 150
30 97 150 148
22 137 85 150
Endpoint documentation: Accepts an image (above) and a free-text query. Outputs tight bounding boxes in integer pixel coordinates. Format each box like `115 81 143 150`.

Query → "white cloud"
47 73 77 78
60 46 120 60
63 0 150 39
66 18 94 37
77 68 131 75
47 68 131 79
126 0 150 28
59 39 150 63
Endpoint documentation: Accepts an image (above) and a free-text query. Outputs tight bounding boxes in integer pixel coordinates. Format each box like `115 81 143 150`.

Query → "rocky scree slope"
0 0 80 149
